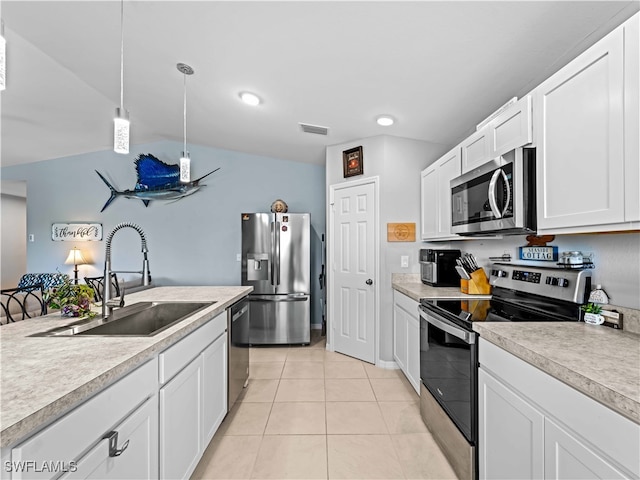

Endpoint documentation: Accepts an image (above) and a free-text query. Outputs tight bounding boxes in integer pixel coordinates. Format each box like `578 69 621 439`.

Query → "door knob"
366 279 373 285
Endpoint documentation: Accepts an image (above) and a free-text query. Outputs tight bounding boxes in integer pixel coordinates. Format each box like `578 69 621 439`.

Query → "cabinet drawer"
159 311 226 385
11 359 157 480
393 290 419 314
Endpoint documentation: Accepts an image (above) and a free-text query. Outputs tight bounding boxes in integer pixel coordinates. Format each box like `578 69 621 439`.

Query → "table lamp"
65 247 88 284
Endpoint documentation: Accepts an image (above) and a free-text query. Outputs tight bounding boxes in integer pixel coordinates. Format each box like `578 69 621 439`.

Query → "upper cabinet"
534 13 639 233
461 96 533 174
421 146 461 240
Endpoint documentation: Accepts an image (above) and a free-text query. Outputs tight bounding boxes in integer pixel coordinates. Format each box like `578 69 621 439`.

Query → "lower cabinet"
159 315 228 480
61 396 159 480
160 356 203 480
6 308 231 480
479 338 640 480
392 291 420 394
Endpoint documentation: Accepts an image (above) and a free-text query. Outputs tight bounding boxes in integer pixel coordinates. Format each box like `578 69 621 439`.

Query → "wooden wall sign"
52 223 103 241
519 246 558 261
387 223 416 242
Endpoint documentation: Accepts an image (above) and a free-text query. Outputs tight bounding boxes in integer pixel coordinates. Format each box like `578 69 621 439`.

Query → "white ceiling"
1 1 638 167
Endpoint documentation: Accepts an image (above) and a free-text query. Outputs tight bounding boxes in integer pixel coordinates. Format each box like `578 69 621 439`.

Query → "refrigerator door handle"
248 294 309 302
270 221 275 286
275 220 281 286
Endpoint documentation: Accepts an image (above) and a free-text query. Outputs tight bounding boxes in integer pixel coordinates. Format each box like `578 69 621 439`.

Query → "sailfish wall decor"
96 154 219 212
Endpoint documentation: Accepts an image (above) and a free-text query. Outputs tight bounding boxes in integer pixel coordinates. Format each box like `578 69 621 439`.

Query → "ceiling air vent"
299 123 329 136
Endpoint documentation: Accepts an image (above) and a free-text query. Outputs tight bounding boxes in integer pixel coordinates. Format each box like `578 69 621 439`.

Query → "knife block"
461 269 491 295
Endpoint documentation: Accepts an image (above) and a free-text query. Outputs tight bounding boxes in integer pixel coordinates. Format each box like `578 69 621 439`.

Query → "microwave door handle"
488 169 503 218
500 169 511 218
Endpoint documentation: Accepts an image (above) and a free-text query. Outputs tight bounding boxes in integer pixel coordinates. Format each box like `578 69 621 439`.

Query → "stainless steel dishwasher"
228 298 250 411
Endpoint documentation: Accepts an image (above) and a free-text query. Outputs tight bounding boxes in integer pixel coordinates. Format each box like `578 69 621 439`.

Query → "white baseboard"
376 359 400 370
311 324 322 330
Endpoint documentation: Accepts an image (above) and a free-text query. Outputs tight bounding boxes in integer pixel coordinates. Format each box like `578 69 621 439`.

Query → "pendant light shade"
114 107 130 154
177 63 194 183
114 0 129 154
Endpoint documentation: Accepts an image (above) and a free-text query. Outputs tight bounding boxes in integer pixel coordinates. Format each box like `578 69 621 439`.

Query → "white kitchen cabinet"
488 95 532 158
460 129 490 174
544 418 627 480
479 339 640 479
202 333 228 446
11 359 158 480
420 146 461 240
60 396 158 480
460 96 532 174
478 367 544 480
534 13 639 233
392 290 419 394
159 311 228 480
160 354 203 480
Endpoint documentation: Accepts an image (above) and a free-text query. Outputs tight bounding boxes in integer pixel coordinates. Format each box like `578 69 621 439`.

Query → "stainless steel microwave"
451 148 536 236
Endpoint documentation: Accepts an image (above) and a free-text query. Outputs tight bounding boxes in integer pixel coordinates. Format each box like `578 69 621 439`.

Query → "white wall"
1 141 327 325
326 135 446 363
1 188 27 289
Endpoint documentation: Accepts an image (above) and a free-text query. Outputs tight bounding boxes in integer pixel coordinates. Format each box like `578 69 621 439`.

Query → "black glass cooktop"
420 287 583 330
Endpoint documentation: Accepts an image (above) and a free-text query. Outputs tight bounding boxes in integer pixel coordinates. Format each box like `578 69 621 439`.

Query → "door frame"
327 176 380 364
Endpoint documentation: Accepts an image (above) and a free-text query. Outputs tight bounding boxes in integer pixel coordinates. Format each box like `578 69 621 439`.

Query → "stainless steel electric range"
418 263 593 480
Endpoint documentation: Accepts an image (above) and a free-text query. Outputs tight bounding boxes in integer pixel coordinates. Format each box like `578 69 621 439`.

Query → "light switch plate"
401 255 409 268
236 253 241 262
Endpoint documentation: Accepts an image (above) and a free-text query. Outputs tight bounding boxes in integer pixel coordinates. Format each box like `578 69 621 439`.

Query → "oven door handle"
419 309 476 344
487 167 510 219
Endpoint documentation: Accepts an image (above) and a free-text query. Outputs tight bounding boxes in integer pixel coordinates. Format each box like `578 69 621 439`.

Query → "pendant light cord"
183 73 187 155
119 0 124 110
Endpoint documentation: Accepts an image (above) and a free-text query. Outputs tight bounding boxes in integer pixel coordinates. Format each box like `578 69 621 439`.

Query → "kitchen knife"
455 265 471 280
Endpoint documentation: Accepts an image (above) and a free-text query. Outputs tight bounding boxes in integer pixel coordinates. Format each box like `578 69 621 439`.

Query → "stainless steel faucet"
102 222 151 319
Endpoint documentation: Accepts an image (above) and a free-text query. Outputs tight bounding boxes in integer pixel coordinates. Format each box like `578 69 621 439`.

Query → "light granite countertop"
0 286 252 448
474 322 640 424
392 273 491 301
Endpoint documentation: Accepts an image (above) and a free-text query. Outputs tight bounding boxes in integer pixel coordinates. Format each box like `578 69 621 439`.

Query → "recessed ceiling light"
376 115 395 126
239 91 261 106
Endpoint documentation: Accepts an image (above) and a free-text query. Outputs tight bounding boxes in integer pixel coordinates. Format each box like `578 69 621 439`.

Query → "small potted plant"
44 278 96 318
581 303 604 325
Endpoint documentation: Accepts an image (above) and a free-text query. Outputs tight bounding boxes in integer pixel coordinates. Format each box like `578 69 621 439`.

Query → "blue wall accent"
2 140 326 326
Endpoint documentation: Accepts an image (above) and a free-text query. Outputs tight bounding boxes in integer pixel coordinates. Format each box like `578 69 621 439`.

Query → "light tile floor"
192 331 458 480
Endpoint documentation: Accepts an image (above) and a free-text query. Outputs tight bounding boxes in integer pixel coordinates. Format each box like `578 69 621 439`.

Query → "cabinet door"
202 333 227 447
489 96 532 157
624 13 640 222
406 312 420 395
420 147 461 241
392 295 408 373
461 128 490 174
535 27 625 231
544 418 627 479
420 165 438 240
478 368 544 480
436 149 462 237
160 356 202 480
60 396 158 480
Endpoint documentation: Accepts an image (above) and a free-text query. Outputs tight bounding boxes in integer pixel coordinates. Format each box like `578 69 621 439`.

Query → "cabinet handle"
104 430 130 457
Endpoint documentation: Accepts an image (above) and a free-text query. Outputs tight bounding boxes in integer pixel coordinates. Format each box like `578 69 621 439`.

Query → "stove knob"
558 278 569 287
550 277 559 286
545 277 552 285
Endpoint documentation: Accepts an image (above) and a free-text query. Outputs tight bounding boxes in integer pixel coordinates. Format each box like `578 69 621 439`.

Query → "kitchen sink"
31 301 216 337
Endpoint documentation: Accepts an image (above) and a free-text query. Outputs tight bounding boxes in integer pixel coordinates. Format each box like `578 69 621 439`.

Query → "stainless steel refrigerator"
241 212 310 345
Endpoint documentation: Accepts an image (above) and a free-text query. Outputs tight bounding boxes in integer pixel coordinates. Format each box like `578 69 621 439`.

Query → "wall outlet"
28 234 35 242
236 253 241 262
401 255 409 268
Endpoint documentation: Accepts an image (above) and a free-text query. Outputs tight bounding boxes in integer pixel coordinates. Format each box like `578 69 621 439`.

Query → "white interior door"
329 179 377 364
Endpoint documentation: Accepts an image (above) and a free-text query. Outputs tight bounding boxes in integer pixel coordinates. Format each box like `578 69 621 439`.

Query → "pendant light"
177 62 194 183
113 0 129 154
0 19 6 91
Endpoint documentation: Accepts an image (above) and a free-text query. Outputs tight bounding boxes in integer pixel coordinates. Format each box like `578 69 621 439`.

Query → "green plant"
581 303 602 315
44 278 96 318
